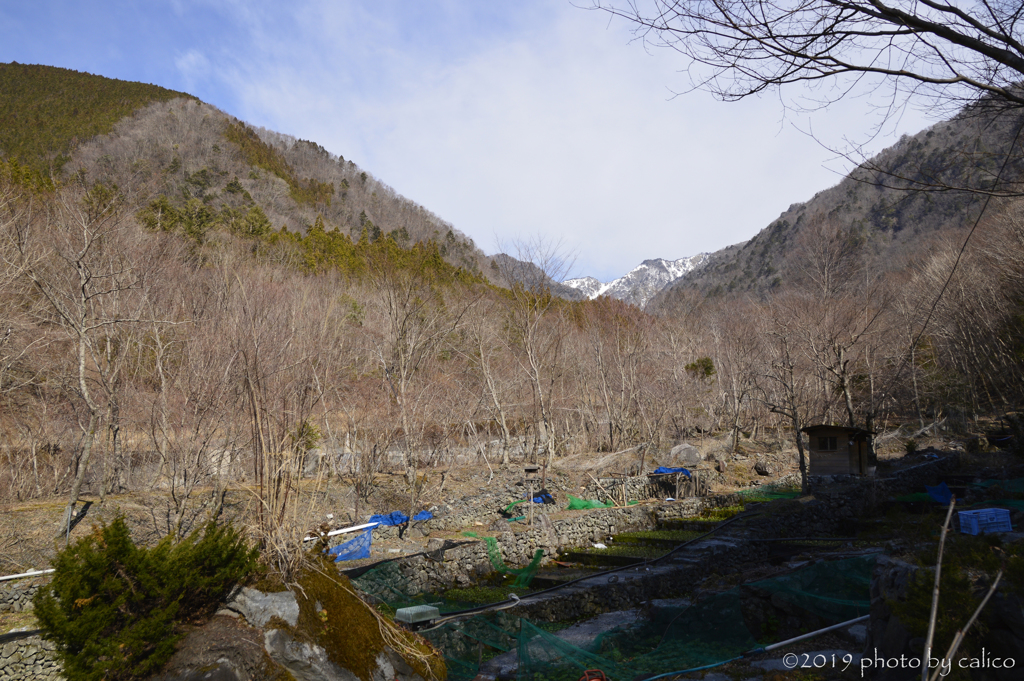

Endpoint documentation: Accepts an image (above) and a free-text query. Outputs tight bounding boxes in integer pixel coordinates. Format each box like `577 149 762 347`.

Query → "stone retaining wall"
0 578 43 614
361 457 960 621
0 635 62 680
580 476 672 503
516 536 769 622
387 494 739 594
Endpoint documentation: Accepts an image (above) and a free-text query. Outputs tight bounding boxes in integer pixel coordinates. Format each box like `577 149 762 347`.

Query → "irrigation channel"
346 505 879 680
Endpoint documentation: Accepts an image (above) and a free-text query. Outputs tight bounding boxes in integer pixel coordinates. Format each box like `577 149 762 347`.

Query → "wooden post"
528 481 534 528
675 472 681 499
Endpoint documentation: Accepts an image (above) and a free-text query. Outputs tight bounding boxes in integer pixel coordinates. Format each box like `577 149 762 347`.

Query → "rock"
716 459 728 473
264 630 425 681
225 587 299 627
754 461 773 476
667 443 703 465
264 629 359 681
844 623 868 645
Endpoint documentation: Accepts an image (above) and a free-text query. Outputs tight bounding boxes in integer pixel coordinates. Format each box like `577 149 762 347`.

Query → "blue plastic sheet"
926 482 953 505
369 511 408 526
368 510 433 526
328 528 372 562
654 467 691 477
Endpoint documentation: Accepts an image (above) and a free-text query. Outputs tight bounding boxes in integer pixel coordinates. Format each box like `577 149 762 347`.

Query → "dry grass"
0 610 38 634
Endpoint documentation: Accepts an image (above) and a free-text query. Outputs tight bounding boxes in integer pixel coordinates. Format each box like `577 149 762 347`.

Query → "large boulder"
666 443 703 466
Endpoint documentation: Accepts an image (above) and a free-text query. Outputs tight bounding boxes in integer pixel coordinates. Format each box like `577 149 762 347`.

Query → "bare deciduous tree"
592 0 1024 113
493 238 574 464
9 181 156 538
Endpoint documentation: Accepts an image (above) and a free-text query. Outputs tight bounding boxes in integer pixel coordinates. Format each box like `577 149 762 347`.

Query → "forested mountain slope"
0 62 487 276
0 62 192 175
654 102 1024 308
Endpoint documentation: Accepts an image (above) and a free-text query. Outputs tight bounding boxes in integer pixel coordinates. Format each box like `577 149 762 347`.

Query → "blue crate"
959 508 1012 535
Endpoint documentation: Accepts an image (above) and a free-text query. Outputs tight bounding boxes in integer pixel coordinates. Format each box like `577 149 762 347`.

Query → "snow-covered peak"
561 276 606 299
563 254 709 307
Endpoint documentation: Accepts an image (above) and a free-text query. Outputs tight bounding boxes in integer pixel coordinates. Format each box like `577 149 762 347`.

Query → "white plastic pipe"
0 569 55 583
302 522 379 542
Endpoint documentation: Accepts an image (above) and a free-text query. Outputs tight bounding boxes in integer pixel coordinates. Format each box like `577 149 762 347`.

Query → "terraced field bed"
557 527 710 567
613 529 703 547
656 518 723 532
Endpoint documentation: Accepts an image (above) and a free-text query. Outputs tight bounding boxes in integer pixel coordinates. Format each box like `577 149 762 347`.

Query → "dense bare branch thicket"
5 89 1024 573
4 168 1024 542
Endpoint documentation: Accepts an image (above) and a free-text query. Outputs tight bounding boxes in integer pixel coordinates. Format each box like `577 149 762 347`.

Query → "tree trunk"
792 411 808 494
61 409 99 541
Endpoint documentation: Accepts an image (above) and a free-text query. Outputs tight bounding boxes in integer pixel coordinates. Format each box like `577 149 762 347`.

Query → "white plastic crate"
959 508 1012 535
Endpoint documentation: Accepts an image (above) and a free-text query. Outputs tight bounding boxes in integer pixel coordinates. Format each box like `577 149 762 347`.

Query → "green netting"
421 612 523 681
515 554 877 680
566 494 614 510
966 499 1024 511
505 499 528 513
975 478 1024 495
896 492 936 502
351 553 877 681
460 533 544 588
736 481 802 501
350 560 417 606
350 554 526 681
486 537 543 588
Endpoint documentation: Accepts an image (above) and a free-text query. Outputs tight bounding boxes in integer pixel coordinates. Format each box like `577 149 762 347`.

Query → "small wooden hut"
801 425 876 476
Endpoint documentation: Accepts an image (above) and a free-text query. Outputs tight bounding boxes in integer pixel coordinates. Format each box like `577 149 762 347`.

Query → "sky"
0 1 937 283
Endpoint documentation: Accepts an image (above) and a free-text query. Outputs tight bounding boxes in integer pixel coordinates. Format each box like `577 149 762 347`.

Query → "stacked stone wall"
389 494 737 594
0 579 43 614
0 635 61 680
0 577 61 680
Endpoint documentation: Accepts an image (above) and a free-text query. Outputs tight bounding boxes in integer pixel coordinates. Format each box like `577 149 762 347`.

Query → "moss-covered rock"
258 558 445 681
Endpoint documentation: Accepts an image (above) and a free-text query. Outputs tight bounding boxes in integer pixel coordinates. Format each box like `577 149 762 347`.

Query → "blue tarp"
525 492 555 504
654 467 691 477
368 510 434 526
328 528 372 562
926 482 953 505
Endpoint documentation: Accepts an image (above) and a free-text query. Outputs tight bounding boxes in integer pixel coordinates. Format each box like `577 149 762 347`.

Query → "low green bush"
33 517 257 681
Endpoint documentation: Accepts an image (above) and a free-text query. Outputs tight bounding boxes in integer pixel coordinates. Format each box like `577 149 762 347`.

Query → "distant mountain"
564 255 709 307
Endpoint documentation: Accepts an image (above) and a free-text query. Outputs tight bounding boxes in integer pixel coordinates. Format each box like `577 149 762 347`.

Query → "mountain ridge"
651 103 1024 309
563 254 709 307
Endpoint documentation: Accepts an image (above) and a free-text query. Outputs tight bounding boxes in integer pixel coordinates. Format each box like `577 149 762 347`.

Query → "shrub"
33 517 257 681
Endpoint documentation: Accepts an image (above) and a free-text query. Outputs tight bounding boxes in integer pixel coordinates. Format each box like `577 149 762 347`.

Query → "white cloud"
173 49 212 91
8 0 935 282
